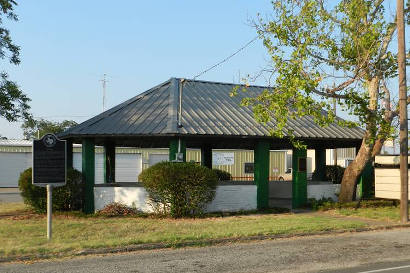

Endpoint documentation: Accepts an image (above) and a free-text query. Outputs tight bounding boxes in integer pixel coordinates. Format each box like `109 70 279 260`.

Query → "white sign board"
212 152 234 165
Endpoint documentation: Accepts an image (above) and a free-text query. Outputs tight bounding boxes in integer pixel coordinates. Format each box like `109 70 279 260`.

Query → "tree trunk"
338 139 373 202
339 77 383 203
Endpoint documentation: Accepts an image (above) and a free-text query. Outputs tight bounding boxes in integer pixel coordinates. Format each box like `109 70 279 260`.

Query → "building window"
244 162 254 174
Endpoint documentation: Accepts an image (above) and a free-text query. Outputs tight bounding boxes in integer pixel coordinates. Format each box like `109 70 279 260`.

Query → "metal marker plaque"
32 134 66 186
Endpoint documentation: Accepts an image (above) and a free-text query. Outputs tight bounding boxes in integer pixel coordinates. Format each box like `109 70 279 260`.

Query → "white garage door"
72 152 104 184
72 152 142 183
73 152 82 172
116 154 142 182
95 153 104 184
0 152 32 187
149 154 169 166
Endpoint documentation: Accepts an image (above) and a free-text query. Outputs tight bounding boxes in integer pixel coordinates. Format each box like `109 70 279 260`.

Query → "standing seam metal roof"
59 78 364 139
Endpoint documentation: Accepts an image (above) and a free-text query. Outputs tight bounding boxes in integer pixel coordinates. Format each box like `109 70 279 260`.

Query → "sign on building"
212 152 234 165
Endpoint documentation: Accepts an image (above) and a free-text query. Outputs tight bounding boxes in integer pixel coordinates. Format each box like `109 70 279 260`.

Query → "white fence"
375 155 410 200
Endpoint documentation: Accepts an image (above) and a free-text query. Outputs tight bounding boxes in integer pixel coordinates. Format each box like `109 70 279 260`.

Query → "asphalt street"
0 188 22 203
2 228 410 273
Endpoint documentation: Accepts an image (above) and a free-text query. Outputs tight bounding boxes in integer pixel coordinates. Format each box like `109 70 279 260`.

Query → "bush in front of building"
212 169 232 181
324 165 345 184
139 162 218 218
18 168 84 212
312 165 345 184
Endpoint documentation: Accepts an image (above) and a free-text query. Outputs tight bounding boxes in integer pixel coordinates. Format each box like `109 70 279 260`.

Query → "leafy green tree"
21 118 77 139
0 1 30 121
241 0 409 202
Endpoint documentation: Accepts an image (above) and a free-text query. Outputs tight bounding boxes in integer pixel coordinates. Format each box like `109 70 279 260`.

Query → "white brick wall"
94 187 153 212
94 183 340 212
94 185 257 213
307 184 340 201
205 185 257 212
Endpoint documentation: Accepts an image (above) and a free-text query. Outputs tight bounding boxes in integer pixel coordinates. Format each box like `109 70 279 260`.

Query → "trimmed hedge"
139 162 218 218
18 168 84 212
212 169 232 181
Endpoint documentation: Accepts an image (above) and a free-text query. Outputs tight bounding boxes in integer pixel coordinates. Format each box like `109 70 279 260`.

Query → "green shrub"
18 168 84 212
313 165 346 184
139 162 218 218
212 169 232 181
96 202 141 217
325 165 345 184
308 197 336 211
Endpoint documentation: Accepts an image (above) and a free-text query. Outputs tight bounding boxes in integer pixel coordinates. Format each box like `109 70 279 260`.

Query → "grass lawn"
0 202 30 215
0 202 369 260
334 206 400 223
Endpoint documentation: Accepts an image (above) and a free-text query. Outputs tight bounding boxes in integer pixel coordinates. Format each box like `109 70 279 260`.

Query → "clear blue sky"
0 0 273 138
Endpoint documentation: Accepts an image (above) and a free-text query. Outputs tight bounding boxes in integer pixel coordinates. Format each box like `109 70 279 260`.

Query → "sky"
0 0 273 139
0 1 407 140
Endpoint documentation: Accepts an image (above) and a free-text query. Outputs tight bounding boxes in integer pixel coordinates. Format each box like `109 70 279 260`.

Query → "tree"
21 118 77 140
240 0 409 202
0 1 30 121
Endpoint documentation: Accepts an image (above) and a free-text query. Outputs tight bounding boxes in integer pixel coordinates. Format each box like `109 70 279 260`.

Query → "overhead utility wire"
192 36 259 80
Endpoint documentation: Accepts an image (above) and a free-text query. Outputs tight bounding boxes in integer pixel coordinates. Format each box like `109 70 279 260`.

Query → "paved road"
0 188 22 203
2 229 410 273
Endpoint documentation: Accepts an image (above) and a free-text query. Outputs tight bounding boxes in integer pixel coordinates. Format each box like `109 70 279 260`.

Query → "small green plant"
96 202 141 217
308 197 335 211
18 168 84 212
212 169 232 181
139 162 218 218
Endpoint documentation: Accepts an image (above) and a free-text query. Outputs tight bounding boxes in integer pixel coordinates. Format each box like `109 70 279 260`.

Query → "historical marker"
33 134 66 186
32 133 66 240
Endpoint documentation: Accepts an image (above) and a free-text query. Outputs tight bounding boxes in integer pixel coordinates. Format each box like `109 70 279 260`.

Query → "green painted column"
66 139 73 170
169 138 186 162
254 140 270 210
313 148 326 181
292 147 307 209
82 139 95 214
104 143 115 183
357 161 375 199
201 145 212 168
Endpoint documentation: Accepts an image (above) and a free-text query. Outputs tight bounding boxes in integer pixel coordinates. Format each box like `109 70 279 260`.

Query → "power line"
192 36 259 80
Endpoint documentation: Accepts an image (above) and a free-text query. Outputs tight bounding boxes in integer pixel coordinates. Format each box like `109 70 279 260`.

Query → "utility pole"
397 0 408 223
100 74 108 112
333 97 338 166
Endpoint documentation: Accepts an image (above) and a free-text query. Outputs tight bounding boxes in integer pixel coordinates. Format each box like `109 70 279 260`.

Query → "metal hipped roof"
59 78 364 140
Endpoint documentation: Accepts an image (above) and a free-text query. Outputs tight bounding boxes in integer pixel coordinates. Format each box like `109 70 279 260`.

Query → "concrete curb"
2 223 410 264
